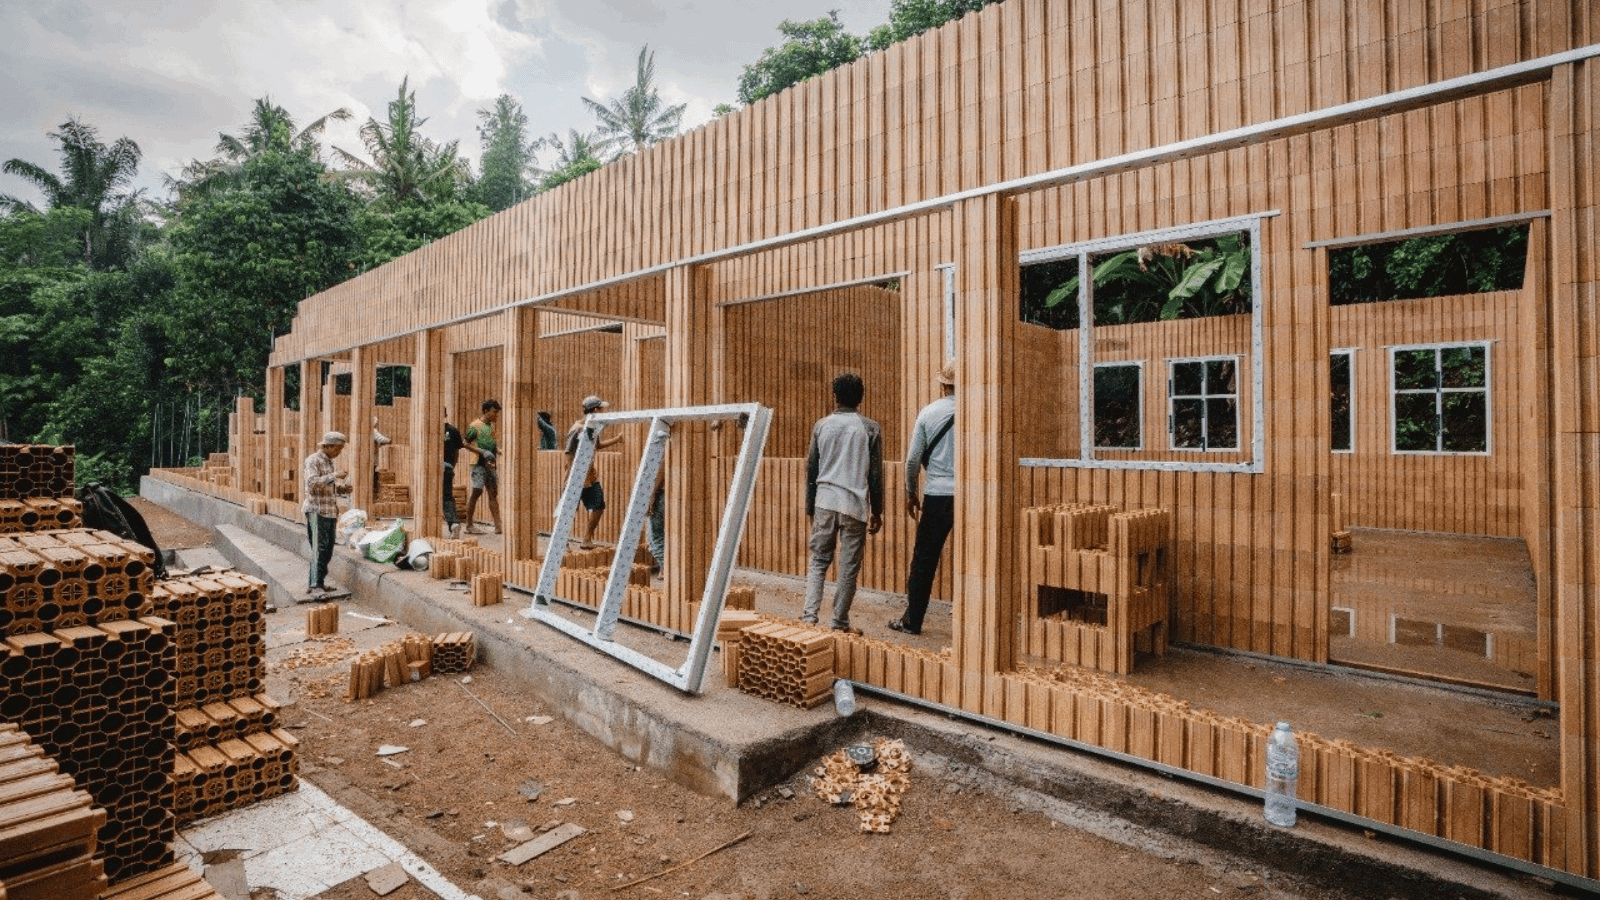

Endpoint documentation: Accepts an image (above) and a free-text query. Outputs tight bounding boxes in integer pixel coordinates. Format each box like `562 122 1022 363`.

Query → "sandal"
887 618 921 636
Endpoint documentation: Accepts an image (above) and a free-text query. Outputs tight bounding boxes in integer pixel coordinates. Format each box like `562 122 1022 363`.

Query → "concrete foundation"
141 477 1561 900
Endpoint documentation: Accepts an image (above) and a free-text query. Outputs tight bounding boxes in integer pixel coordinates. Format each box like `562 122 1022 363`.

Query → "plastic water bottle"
832 679 857 717
1264 721 1299 827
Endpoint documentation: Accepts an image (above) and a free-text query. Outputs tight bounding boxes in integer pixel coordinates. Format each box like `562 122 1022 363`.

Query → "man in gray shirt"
801 372 884 633
889 361 956 635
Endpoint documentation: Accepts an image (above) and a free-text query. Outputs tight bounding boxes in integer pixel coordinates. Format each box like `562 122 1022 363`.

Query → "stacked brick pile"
716 609 761 687
153 571 299 825
0 723 106 900
305 603 339 635
151 574 267 706
0 617 175 881
734 622 835 709
371 471 411 519
0 530 155 634
0 445 80 535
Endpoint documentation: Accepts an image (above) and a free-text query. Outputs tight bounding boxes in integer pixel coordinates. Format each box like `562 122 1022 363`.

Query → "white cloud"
0 0 890 206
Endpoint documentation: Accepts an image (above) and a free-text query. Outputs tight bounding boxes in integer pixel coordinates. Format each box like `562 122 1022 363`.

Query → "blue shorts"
580 481 605 512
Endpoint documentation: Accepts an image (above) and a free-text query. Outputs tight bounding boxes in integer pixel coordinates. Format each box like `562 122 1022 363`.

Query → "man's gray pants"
801 508 867 630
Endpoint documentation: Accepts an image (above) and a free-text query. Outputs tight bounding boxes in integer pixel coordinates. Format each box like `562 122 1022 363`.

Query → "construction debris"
811 738 914 833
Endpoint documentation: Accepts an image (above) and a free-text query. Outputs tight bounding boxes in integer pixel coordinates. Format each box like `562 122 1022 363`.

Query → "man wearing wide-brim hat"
302 431 352 598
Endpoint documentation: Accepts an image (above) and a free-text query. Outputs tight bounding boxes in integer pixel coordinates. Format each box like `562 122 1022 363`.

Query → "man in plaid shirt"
303 431 352 597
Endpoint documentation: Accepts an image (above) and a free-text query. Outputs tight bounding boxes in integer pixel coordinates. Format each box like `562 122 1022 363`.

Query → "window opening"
1328 224 1528 305
1330 350 1354 452
1092 363 1142 449
333 373 352 396
283 363 301 412
1017 211 1270 473
375 365 412 406
1168 357 1239 451
1390 343 1489 454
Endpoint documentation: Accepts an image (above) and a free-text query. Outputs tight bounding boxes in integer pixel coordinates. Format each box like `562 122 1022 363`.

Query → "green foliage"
335 77 472 209
356 198 490 270
473 95 539 211
582 46 686 156
166 147 362 395
736 12 865 105
1 119 148 271
538 157 603 193
1021 234 1252 330
867 0 1001 51
170 98 352 204
1328 226 1528 305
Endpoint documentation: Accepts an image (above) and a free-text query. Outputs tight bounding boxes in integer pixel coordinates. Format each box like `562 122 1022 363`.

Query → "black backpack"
75 483 169 580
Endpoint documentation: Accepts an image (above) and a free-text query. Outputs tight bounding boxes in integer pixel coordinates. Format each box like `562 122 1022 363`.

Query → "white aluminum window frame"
1166 355 1242 453
1387 341 1492 457
520 402 772 694
1091 360 1145 451
1019 211 1270 473
1330 348 1357 454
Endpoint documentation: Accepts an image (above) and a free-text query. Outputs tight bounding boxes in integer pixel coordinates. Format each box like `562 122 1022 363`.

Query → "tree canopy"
335 77 471 208
736 12 865 106
1 119 147 271
582 46 687 156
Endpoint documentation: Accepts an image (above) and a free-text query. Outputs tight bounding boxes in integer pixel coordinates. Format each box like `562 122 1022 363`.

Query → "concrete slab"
177 780 477 900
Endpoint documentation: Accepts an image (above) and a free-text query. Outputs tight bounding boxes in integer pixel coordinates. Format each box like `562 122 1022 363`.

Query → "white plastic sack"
406 538 435 571
337 509 368 546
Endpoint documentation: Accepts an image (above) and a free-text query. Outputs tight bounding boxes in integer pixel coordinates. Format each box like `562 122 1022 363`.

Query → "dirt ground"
275 661 1349 900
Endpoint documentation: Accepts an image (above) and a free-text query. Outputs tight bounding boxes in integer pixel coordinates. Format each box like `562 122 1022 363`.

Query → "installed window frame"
1330 348 1357 454
1019 211 1272 473
1387 341 1492 457
1092 361 1145 451
1166 355 1241 452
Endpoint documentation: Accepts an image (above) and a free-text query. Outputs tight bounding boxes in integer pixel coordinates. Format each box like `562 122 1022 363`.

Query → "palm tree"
582 45 687 156
0 118 144 270
534 129 610 192
169 98 353 202
334 77 470 207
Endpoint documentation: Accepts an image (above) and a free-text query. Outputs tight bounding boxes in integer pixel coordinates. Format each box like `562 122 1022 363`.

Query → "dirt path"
265 660 1348 900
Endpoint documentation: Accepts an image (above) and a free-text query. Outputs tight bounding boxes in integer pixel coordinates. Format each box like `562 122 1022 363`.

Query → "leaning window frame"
1387 340 1493 457
1091 360 1145 451
1019 211 1272 473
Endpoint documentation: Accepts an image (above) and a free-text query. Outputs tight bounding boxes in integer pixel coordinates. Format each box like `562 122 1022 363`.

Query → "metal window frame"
935 262 957 363
1166 354 1243 452
1330 348 1357 454
1090 360 1145 451
520 402 772 694
1386 341 1492 457
1021 212 1269 473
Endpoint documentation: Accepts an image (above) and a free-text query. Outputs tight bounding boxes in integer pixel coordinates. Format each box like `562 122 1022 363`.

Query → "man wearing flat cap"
302 431 352 597
565 396 623 549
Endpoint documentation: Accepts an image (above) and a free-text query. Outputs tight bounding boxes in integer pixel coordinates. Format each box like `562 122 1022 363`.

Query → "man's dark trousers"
306 513 336 589
901 493 954 632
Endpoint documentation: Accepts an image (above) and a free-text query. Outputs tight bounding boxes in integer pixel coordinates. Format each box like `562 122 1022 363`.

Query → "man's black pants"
306 513 336 589
900 494 954 632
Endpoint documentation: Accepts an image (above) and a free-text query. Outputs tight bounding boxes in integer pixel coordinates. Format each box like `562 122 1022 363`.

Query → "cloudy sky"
1 0 891 208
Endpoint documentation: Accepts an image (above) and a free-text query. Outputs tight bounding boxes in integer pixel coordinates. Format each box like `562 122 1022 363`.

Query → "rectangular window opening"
1092 363 1142 449
1390 343 1489 455
1036 586 1108 628
1168 357 1239 452
1331 350 1353 452
1328 224 1528 305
